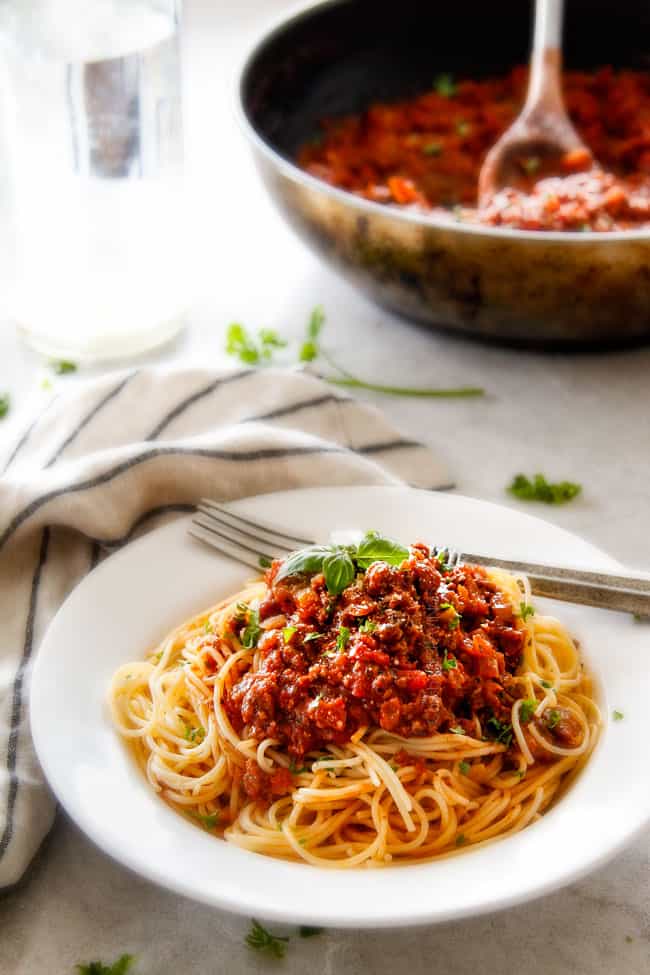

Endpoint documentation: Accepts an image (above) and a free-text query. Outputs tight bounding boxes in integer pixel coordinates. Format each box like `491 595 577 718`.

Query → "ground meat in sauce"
298 66 650 231
224 544 526 761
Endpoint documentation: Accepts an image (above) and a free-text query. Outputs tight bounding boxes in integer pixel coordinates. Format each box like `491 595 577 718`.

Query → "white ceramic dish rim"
30 487 650 928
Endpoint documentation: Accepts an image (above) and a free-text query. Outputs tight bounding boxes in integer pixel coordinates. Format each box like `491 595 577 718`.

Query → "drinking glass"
0 0 186 361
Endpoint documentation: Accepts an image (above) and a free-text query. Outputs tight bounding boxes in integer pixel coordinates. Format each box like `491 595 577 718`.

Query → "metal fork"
189 500 650 616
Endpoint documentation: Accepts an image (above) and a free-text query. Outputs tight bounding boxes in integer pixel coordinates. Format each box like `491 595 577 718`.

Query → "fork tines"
189 499 314 572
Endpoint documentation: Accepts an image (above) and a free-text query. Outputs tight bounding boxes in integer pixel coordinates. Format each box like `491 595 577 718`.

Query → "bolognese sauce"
298 66 650 231
225 544 581 775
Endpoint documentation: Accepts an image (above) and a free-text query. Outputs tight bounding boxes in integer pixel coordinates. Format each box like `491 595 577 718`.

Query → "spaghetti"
109 536 600 867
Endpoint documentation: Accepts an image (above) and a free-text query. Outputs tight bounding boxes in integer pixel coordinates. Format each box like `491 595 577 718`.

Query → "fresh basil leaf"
323 550 355 596
275 546 333 583
355 531 409 569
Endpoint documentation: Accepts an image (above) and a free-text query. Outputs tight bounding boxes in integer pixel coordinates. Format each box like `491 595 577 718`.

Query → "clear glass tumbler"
0 0 185 361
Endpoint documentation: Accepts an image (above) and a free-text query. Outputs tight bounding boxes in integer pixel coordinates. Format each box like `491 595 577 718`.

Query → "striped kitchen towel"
0 365 450 889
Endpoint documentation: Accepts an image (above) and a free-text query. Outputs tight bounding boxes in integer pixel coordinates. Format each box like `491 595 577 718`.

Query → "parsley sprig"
245 919 290 959
508 473 582 505
0 393 10 419
225 307 484 398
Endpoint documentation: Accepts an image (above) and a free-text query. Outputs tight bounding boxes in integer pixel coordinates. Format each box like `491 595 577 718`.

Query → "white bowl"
30 486 650 928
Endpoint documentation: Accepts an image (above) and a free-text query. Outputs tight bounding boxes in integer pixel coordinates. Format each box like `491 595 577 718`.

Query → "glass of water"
0 0 186 361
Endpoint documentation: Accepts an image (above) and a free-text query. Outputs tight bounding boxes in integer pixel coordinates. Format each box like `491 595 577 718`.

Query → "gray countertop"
2 1 649 972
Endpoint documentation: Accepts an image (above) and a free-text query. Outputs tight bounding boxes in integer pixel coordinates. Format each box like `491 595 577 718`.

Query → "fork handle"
461 551 650 616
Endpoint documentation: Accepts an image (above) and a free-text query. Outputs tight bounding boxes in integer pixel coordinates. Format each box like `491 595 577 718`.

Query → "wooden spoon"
478 0 593 206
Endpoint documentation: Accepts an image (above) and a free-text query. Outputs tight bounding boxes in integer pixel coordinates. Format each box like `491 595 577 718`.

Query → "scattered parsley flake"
546 709 561 730
423 141 443 156
486 715 513 746
336 626 350 651
76 955 134 975
304 632 323 643
184 724 205 744
508 473 581 505
455 119 471 137
245 919 289 959
541 679 552 689
458 760 470 775
442 653 457 671
440 602 460 630
40 376 53 391
51 359 77 375
455 833 466 846
259 555 272 569
613 709 624 721
240 607 262 649
516 769 526 779
283 626 297 643
523 156 541 173
519 602 535 621
519 699 536 723
449 726 465 735
434 73 457 97
299 926 323 938
204 620 213 634
192 810 220 830
153 651 163 664
0 393 10 419
359 618 377 634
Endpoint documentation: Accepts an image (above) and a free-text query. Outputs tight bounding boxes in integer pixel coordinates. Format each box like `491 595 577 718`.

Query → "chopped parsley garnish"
449 726 465 735
522 156 541 173
359 618 377 634
613 709 624 721
546 709 561 730
439 602 460 630
441 653 457 671
519 699 537 723
245 919 290 959
486 715 513 746
299 926 323 938
519 602 535 621
299 305 325 362
516 769 526 779
76 955 134 975
336 626 350 651
41 376 53 391
423 141 443 156
153 651 163 663
455 120 471 137
455 833 466 846
51 359 78 374
434 73 457 97
0 393 10 419
289 758 310 774
226 322 287 364
184 724 205 744
192 810 220 830
204 620 213 634
304 632 323 643
283 626 297 643
259 555 272 569
508 473 582 505
540 679 553 689
240 607 262 649
458 760 471 775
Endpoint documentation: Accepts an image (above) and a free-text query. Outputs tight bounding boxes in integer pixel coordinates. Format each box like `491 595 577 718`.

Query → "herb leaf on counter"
508 473 582 505
51 359 78 374
245 919 290 959
76 954 134 975
225 307 485 398
0 393 10 419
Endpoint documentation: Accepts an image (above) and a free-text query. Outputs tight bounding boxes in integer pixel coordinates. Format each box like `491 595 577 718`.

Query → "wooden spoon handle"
526 0 565 114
